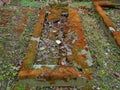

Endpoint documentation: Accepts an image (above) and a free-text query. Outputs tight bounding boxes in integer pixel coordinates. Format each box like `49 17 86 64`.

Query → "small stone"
97 87 100 90
39 46 46 50
109 27 115 31
104 63 107 66
58 21 61 24
105 52 108 55
37 59 43 62
52 30 57 33
56 40 61 44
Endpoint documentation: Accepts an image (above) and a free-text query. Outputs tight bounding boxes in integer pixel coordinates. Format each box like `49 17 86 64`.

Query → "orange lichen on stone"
19 66 92 80
68 49 88 68
112 31 120 46
47 9 62 22
66 8 88 68
32 9 45 37
68 8 87 49
94 1 115 6
94 2 116 29
19 68 42 79
49 8 61 14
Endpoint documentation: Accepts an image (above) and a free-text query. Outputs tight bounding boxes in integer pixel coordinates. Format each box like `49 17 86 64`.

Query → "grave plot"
93 0 120 46
14 7 93 89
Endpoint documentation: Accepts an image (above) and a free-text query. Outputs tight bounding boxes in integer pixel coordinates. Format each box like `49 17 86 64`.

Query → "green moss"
72 2 92 8
20 0 47 7
17 86 25 90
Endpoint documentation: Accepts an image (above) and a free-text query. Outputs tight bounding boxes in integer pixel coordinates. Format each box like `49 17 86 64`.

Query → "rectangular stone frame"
14 8 93 89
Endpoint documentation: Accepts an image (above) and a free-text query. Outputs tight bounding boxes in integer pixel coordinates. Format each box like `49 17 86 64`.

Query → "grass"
71 2 92 7
20 0 92 8
20 0 47 7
